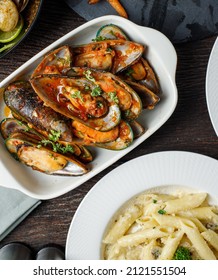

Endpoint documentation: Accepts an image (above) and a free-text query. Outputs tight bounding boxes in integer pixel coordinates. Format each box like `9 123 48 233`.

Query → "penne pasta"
158 230 184 260
164 193 207 214
102 190 218 260
117 226 174 247
201 229 218 251
103 204 142 244
180 221 216 260
178 207 218 224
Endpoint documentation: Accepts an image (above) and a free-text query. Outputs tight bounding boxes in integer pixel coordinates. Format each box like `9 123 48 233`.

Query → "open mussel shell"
138 58 160 95
1 117 92 163
72 120 120 144
30 74 121 131
72 39 144 74
125 81 160 109
64 67 142 121
72 119 133 150
95 24 160 100
95 120 133 150
0 118 32 139
5 132 89 176
31 45 72 78
96 24 128 40
129 120 146 139
4 81 73 142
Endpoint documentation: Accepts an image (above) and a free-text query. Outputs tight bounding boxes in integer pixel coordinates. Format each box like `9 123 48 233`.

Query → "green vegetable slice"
0 15 24 43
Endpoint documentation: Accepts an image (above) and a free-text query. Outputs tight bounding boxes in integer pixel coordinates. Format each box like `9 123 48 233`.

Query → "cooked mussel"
0 117 93 163
64 67 142 121
5 132 89 176
95 120 133 150
30 74 121 131
121 58 160 96
96 24 128 40
72 120 119 144
72 39 144 73
95 24 160 109
0 118 35 140
4 81 73 142
31 46 72 78
129 120 146 139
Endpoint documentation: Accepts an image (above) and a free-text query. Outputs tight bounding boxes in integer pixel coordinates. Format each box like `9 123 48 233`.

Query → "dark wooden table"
0 0 218 256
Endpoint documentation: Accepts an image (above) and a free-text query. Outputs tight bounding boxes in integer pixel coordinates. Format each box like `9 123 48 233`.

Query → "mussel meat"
95 24 161 109
31 45 72 78
64 67 142 121
95 120 133 150
72 39 144 74
5 132 89 176
30 74 121 131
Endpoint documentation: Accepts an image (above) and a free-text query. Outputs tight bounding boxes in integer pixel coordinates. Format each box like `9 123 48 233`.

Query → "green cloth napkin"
0 186 41 241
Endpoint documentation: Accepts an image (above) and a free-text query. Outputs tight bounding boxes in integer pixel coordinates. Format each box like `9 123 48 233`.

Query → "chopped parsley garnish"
108 91 119 104
84 85 90 91
84 70 95 82
92 36 107 42
48 130 61 142
38 139 74 154
71 90 83 100
97 101 104 108
37 129 74 154
153 199 157 204
158 209 166 215
173 246 192 260
91 85 102 97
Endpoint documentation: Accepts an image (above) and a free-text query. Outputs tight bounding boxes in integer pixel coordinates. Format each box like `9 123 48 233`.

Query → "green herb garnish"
92 36 107 42
91 85 102 97
84 69 95 82
158 209 166 215
48 130 61 142
173 246 192 260
71 90 83 100
108 91 119 104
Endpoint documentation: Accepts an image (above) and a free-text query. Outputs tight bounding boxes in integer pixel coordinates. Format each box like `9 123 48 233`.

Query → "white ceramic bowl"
206 37 218 136
0 15 177 199
65 151 218 260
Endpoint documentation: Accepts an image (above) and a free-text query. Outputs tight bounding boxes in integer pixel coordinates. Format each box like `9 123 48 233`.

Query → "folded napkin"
0 186 41 241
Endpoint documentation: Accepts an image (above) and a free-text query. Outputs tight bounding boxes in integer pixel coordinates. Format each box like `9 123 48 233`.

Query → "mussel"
0 117 93 163
31 45 72 78
96 24 128 40
95 120 134 150
72 120 119 144
95 24 161 109
63 67 142 121
72 119 133 150
30 74 121 131
4 81 73 142
72 39 144 74
5 132 88 176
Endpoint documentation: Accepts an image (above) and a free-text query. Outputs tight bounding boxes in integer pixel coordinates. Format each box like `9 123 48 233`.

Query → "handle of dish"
138 25 178 81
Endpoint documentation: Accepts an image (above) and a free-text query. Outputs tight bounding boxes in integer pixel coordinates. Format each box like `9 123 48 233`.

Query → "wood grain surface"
0 0 217 256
